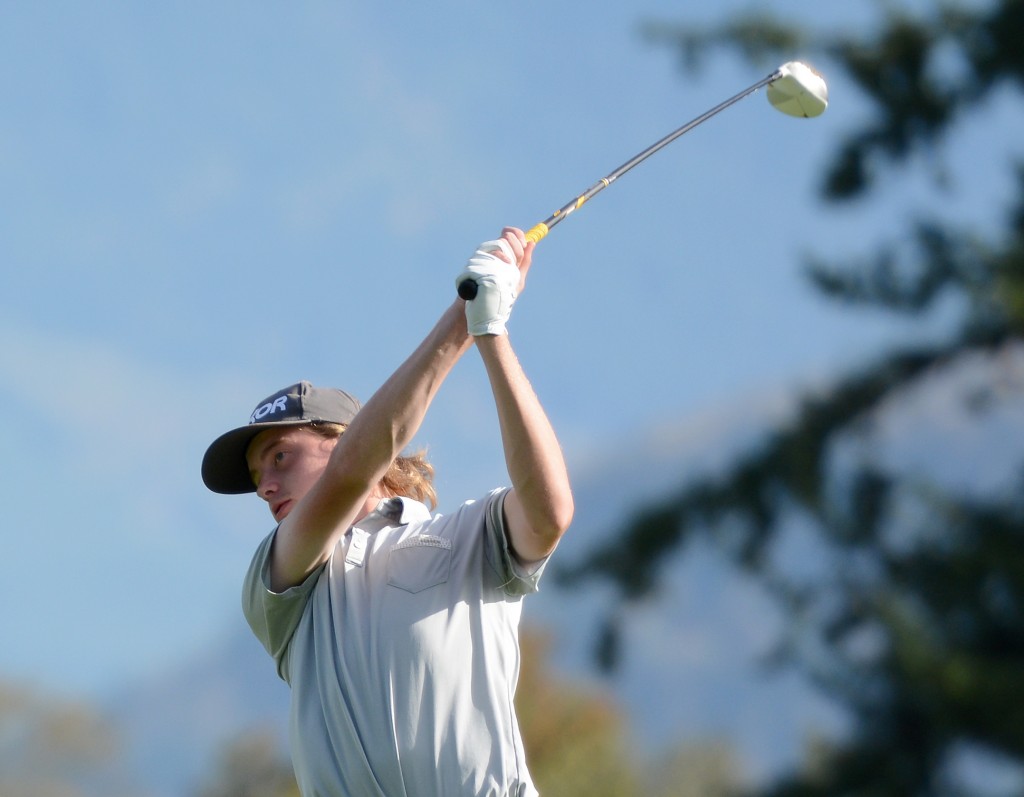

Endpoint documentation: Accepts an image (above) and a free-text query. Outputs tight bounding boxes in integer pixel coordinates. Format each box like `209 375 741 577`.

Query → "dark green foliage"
821 2 1024 200
571 2 1024 794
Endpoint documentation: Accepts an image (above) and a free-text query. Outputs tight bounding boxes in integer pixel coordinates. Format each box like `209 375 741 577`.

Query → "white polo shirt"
242 488 545 797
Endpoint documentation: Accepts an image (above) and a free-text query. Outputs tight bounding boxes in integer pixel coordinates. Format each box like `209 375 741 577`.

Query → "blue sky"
2 0 1018 703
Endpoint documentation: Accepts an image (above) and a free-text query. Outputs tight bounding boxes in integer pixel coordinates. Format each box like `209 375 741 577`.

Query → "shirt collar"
367 496 432 528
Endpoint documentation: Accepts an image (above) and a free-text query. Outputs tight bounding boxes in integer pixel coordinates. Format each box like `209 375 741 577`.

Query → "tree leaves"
571 2 1024 793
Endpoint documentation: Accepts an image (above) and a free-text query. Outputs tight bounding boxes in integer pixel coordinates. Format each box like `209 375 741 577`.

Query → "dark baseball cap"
202 381 361 494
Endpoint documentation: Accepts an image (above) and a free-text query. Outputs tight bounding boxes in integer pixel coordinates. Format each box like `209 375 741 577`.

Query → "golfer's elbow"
549 492 575 538
505 486 574 562
529 491 576 553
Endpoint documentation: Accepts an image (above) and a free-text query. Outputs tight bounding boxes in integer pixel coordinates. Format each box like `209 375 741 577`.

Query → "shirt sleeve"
241 528 325 682
482 487 549 597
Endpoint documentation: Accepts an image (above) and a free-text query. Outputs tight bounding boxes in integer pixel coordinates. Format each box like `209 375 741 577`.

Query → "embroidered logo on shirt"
345 528 370 567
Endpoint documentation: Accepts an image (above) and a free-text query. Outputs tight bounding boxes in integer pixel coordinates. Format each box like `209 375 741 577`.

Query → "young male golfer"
201 227 574 796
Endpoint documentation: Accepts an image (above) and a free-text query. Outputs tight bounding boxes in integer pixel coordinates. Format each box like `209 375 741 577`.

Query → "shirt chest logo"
345 528 370 567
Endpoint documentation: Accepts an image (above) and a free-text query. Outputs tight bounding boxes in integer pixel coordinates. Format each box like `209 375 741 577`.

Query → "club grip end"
457 279 478 300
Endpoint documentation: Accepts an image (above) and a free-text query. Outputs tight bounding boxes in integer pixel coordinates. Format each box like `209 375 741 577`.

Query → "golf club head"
767 61 828 118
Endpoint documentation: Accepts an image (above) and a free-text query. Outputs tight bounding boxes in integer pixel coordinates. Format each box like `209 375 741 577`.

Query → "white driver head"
767 61 828 118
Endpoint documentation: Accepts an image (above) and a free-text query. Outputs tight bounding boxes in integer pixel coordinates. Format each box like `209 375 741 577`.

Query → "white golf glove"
456 238 520 336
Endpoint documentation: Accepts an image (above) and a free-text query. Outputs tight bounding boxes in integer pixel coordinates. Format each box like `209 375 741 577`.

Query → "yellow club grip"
525 223 549 244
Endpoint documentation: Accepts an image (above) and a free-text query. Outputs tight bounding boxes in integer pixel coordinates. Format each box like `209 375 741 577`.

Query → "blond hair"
308 422 437 510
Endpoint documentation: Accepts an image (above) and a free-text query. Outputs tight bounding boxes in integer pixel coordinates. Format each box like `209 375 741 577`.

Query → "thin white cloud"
0 317 265 541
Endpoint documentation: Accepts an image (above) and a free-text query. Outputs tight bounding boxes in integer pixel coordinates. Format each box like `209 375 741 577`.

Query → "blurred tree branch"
566 2 1024 793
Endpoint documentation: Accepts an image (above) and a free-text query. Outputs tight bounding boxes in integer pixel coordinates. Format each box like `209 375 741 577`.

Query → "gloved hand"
456 238 520 336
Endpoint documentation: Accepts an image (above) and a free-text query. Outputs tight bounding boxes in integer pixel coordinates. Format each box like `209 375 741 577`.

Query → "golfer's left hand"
457 228 533 336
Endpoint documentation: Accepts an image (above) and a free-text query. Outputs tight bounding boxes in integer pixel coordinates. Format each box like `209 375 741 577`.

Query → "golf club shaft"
458 67 784 300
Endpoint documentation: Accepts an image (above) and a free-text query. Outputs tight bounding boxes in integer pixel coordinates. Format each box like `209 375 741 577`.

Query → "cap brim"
201 419 314 495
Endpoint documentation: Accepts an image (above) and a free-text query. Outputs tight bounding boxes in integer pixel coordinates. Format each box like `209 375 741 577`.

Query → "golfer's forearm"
327 300 471 487
268 302 472 591
476 335 573 556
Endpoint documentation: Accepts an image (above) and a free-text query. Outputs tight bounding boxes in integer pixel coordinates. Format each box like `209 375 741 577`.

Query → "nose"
257 475 278 502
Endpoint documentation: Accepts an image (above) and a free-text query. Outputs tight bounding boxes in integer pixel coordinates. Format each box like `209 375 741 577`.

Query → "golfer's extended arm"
271 301 472 590
476 335 574 563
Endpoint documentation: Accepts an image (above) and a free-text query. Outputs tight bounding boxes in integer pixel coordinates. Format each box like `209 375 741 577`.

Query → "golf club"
457 61 828 300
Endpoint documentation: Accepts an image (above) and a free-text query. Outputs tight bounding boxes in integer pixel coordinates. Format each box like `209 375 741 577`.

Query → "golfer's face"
247 427 335 522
